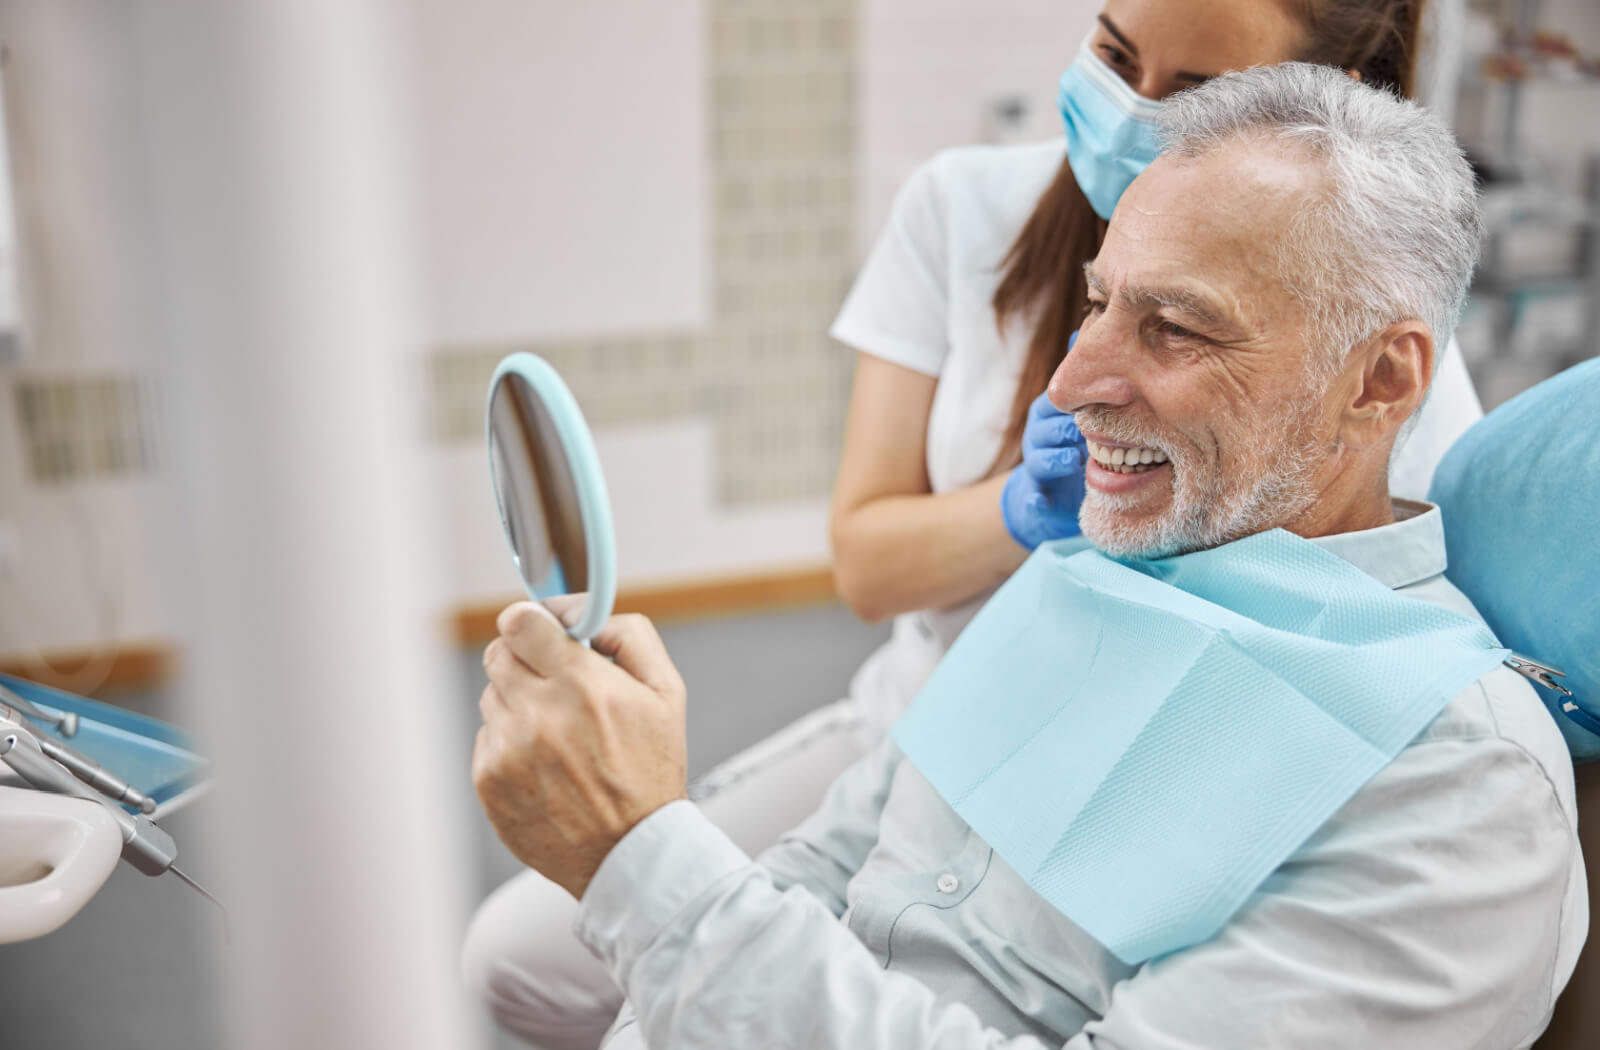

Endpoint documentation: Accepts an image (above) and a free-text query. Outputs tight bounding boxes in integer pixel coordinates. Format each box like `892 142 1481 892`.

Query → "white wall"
435 419 830 610
410 0 709 345
0 0 171 662
0 0 720 659
856 0 1097 254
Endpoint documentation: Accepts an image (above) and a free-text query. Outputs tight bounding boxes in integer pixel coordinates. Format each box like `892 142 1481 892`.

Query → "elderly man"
472 64 1585 1048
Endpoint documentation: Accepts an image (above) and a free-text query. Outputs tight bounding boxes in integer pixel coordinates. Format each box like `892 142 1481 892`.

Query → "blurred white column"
133 2 473 1048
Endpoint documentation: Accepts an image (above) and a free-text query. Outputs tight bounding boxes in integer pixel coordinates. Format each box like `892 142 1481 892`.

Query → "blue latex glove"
1001 391 1088 550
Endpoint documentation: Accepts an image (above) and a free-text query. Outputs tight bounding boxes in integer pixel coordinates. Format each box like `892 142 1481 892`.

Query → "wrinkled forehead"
1095 140 1328 317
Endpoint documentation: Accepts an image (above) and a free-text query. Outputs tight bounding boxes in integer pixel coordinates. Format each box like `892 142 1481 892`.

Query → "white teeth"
1086 438 1167 472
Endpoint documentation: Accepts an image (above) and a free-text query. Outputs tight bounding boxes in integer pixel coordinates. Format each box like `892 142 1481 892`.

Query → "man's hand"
472 601 689 899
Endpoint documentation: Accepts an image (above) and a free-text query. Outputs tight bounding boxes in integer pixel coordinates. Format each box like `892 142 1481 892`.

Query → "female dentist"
463 2 1481 1045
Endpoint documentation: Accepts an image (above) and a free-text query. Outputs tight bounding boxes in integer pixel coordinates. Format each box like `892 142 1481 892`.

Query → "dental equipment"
35 734 158 815
1 678 156 813
0 679 79 737
0 701 219 910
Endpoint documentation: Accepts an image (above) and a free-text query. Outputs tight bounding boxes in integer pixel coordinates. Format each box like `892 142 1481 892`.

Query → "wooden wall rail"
0 564 838 696
451 563 838 645
0 643 177 697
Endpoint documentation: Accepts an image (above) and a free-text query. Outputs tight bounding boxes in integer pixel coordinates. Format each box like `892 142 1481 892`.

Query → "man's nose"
1048 317 1138 413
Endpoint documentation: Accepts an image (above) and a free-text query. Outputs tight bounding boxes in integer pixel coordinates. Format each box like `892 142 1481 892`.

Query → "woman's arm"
829 353 1027 623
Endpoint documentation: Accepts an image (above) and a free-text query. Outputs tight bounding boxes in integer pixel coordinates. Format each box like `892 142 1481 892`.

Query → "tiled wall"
431 0 859 506
13 374 159 483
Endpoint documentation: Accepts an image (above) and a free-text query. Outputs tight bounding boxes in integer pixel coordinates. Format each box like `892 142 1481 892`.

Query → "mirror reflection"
488 372 590 607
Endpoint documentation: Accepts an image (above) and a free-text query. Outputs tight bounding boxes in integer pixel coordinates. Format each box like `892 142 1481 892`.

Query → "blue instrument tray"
0 673 208 811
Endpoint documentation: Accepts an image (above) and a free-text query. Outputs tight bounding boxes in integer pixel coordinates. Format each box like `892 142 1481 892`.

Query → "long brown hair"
986 0 1428 473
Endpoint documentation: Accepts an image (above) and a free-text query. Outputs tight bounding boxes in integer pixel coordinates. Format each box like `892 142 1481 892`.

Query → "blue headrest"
1430 358 1600 762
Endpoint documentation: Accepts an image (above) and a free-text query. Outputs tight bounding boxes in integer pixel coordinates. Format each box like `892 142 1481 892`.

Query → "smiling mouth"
1085 438 1169 475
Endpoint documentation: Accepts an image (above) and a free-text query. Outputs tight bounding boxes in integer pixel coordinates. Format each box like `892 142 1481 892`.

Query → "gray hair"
1156 63 1482 383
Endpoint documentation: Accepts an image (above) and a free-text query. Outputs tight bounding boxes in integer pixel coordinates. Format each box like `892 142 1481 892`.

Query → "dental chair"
1428 357 1600 1050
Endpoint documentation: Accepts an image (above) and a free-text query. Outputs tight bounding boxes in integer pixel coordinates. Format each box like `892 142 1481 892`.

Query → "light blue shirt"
578 502 1586 1049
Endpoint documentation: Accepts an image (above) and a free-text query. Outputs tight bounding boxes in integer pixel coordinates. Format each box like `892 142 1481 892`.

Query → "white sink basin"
0 784 122 943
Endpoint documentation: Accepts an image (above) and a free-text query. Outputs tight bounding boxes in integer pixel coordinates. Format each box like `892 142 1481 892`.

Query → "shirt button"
936 873 960 895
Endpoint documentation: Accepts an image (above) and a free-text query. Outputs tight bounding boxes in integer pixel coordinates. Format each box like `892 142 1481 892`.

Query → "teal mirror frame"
486 352 618 643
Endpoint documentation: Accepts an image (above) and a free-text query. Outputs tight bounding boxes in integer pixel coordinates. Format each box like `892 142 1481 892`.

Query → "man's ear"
1338 321 1434 450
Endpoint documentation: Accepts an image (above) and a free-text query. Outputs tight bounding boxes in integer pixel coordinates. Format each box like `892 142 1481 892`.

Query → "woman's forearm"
830 473 1027 622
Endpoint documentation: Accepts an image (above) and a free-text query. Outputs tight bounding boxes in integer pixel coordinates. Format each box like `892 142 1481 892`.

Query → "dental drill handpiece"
36 737 159 814
0 681 155 813
0 706 179 877
0 704 223 913
0 680 79 737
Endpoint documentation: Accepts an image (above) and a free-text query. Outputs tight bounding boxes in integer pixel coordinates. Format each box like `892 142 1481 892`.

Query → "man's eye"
1157 319 1199 340
1084 299 1107 318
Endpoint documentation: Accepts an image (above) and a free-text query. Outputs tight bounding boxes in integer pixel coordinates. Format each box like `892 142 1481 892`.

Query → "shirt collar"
1307 498 1445 591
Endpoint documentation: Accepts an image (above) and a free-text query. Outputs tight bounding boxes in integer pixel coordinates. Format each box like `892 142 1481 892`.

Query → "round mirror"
486 353 617 641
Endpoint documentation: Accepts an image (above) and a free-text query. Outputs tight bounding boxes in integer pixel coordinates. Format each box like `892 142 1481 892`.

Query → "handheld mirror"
486 353 617 642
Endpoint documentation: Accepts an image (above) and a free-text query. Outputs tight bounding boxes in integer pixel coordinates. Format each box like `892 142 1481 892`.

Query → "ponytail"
985 163 1106 475
1294 0 1428 97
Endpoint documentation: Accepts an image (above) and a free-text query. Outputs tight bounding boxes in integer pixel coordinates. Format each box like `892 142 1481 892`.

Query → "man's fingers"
483 636 543 707
497 600 578 676
471 722 510 802
541 593 591 628
589 614 685 699
478 680 511 723
471 723 494 780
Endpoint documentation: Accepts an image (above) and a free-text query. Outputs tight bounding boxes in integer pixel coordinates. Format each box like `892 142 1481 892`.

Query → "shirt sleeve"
599 1003 645 1050
586 694 1575 1050
1064 726 1578 1049
577 800 1065 1050
830 157 952 377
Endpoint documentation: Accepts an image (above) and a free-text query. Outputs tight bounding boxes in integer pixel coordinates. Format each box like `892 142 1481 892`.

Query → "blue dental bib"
892 529 1507 964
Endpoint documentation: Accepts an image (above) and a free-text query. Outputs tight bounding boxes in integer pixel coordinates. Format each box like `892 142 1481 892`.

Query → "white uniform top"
830 140 1485 727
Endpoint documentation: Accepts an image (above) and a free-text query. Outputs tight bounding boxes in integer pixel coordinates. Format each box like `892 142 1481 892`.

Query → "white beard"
1077 397 1326 561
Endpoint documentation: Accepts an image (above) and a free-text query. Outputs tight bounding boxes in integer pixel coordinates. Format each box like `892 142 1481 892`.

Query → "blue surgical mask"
1057 37 1165 220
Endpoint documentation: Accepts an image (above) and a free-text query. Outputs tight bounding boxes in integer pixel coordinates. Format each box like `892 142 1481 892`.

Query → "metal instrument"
1504 652 1600 737
0 698 221 913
